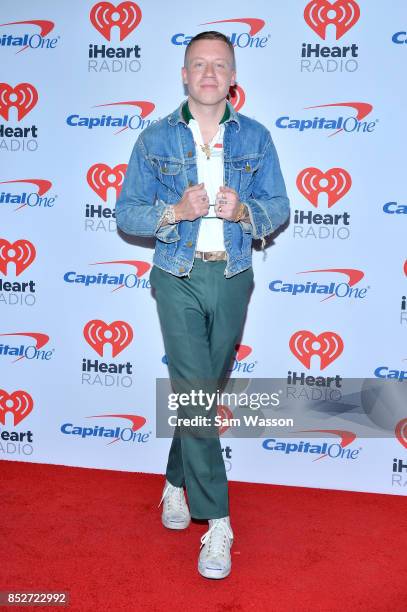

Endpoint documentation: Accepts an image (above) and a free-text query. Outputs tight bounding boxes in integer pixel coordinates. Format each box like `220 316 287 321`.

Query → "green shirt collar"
182 101 230 125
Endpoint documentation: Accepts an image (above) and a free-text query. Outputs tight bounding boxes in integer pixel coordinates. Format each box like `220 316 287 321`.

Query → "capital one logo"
297 167 351 207
304 0 360 40
0 179 53 211
87 163 127 201
0 20 55 53
0 239 36 276
0 389 33 426
83 319 133 357
395 418 407 450
200 18 265 37
228 84 245 112
90 1 142 40
289 330 344 370
0 83 38 121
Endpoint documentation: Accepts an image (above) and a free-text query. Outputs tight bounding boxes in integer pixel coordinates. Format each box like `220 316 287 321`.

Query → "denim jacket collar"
168 99 240 131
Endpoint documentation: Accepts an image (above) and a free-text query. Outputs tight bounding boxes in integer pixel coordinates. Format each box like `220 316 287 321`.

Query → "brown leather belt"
195 251 227 262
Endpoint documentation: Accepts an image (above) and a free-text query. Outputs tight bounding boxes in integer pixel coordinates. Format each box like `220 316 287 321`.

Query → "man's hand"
214 186 240 221
174 183 209 221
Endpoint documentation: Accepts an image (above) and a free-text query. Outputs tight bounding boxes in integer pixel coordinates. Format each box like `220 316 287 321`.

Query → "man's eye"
216 63 226 69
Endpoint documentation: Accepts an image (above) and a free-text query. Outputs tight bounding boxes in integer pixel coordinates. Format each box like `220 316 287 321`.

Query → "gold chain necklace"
200 143 211 160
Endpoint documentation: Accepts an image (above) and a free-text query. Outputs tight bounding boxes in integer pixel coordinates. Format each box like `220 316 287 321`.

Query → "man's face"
182 39 236 107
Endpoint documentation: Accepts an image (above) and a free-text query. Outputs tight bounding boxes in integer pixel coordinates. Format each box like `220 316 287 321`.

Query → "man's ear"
181 66 188 85
230 71 236 87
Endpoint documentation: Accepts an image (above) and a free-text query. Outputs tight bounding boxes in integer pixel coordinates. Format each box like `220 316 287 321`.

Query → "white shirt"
188 118 225 252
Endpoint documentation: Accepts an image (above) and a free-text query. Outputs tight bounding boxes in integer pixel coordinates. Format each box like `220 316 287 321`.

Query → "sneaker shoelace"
158 483 185 512
200 520 233 557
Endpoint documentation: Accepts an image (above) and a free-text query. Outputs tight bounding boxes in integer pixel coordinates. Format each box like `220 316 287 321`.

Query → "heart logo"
289 330 344 370
0 389 34 426
83 319 133 357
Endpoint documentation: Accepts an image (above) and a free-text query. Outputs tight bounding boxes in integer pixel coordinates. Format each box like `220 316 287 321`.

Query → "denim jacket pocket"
230 156 261 194
149 156 183 195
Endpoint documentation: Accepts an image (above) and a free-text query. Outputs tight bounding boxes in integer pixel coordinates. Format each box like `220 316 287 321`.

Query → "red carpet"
1 460 406 611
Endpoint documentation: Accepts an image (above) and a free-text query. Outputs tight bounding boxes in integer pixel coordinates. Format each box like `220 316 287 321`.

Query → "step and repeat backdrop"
1 0 406 495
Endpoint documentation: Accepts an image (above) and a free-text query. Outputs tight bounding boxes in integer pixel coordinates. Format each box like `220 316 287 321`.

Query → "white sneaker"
158 479 191 530
198 517 234 579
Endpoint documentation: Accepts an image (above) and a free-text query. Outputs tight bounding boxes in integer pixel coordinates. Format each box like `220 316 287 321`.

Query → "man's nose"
203 62 215 77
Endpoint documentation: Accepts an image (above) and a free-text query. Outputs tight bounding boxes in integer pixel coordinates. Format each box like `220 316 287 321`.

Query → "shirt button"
187 151 193 158
179 267 185 273
186 241 193 247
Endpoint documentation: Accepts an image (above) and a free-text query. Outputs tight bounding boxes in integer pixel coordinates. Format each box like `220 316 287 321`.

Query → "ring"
219 206 223 213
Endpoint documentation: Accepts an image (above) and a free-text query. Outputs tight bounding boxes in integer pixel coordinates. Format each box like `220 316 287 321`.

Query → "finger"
220 186 238 195
186 182 205 193
196 188 209 198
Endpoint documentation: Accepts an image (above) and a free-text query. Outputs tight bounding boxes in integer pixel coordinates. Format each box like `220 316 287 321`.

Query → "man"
116 31 289 579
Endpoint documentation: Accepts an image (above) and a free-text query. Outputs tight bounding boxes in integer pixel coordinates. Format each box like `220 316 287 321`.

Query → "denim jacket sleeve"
115 135 180 242
242 133 290 239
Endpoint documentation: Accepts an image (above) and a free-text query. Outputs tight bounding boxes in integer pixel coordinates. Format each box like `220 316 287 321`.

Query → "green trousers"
150 259 253 519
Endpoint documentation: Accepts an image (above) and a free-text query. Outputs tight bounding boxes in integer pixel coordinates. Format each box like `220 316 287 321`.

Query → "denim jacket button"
179 267 185 273
188 180 194 187
187 151 193 158
186 241 193 247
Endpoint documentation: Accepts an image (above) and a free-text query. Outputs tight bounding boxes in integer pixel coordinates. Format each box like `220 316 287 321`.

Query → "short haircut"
184 31 236 68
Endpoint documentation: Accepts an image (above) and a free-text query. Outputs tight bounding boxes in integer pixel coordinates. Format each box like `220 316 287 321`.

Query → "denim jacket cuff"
245 199 272 239
154 202 180 243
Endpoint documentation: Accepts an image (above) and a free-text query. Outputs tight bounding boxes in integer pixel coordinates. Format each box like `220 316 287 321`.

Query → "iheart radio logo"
0 83 38 121
0 389 33 426
395 418 407 450
83 319 133 357
289 330 344 370
235 344 252 361
87 163 127 201
90 2 142 41
304 0 360 40
0 239 36 276
228 84 245 112
296 167 351 207
403 260 407 277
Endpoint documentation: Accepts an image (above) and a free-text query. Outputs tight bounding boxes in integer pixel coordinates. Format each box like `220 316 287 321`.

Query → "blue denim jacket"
115 100 289 278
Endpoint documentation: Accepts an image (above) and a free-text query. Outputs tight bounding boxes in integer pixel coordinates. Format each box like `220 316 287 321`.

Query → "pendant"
200 144 211 160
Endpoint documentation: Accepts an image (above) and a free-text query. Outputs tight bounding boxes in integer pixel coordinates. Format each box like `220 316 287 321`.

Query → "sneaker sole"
198 562 231 579
162 516 191 530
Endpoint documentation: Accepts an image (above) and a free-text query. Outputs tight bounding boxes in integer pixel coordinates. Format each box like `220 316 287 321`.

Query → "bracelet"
159 205 176 227
234 203 248 222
